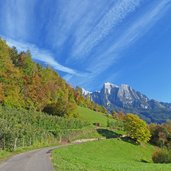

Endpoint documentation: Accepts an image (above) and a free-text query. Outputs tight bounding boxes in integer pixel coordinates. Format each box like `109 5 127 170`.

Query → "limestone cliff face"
82 82 171 123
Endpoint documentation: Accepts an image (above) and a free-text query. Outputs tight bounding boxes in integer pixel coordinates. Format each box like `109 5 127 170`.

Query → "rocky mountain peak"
81 82 171 123
81 88 91 96
104 82 119 88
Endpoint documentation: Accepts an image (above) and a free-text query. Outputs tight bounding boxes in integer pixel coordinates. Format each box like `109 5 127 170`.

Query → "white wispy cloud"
88 0 171 72
1 36 80 75
43 0 141 63
45 0 92 49
70 0 141 60
2 0 36 40
69 0 171 87
0 0 170 89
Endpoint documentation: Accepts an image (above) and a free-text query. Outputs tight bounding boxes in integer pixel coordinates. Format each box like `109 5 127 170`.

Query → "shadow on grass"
96 128 138 145
96 129 121 139
134 158 150 163
120 136 137 145
140 159 150 163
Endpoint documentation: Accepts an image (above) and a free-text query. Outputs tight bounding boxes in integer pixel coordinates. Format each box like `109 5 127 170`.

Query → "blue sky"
0 0 171 102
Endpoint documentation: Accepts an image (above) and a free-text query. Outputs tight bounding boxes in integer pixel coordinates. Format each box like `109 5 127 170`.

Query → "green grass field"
52 139 171 171
77 106 111 126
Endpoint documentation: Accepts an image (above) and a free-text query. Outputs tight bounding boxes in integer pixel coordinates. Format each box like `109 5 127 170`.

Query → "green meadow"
77 106 111 126
52 139 171 171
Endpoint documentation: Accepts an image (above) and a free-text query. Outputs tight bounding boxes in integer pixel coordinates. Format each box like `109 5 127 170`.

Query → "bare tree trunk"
14 137 18 151
29 137 32 146
22 137 25 147
59 134 62 143
3 137 5 150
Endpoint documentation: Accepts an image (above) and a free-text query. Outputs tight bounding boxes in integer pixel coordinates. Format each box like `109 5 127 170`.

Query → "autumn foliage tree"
0 37 106 116
149 121 171 149
152 148 171 163
0 83 4 102
124 114 151 144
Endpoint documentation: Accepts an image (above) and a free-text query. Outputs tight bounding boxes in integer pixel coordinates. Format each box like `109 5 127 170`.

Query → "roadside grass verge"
0 151 10 161
0 141 60 162
0 127 111 162
52 138 171 171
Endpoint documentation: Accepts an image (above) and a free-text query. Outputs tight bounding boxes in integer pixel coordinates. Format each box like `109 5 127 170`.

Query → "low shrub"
152 148 171 163
107 120 124 130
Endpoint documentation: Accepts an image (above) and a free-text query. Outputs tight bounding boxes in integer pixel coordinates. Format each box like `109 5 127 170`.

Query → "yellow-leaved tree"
124 113 151 144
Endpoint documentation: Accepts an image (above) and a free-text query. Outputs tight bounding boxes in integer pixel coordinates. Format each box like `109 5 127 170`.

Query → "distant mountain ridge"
82 82 171 123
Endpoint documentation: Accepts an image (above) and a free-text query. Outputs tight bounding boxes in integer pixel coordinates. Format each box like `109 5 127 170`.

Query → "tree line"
0 38 106 116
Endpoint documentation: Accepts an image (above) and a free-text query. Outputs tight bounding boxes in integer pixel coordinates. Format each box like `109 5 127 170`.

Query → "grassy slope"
52 139 171 171
77 106 110 126
0 106 107 161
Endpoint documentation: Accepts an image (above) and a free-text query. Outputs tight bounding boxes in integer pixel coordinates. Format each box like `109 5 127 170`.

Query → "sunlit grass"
52 139 171 171
78 106 111 126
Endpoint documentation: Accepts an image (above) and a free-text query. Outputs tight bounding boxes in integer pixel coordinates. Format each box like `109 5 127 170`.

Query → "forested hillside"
0 37 109 152
0 38 106 116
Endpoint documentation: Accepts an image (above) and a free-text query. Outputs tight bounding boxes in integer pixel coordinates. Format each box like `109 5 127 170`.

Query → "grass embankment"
52 138 171 171
0 105 90 161
0 106 112 161
0 151 10 161
0 106 115 162
77 106 111 126
0 106 111 161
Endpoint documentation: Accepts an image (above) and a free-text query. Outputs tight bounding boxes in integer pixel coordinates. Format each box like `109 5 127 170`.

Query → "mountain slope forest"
0 38 106 116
